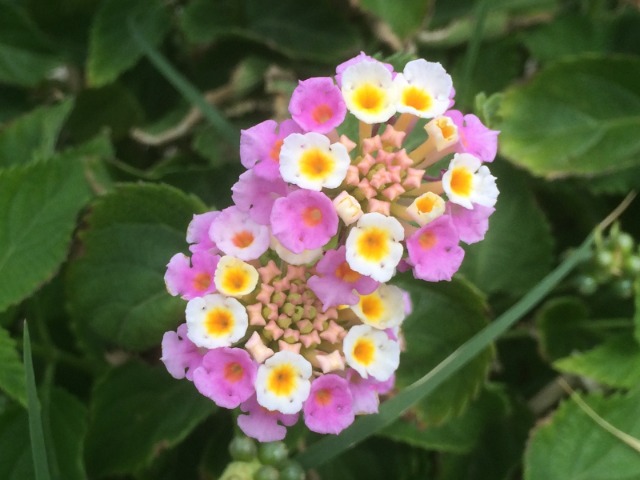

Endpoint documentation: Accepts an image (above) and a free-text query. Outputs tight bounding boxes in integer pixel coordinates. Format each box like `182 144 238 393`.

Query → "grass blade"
23 321 52 480
296 232 594 468
127 19 239 146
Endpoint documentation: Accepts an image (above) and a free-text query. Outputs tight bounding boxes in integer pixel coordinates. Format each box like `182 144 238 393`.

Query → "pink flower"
240 119 303 181
270 190 338 254
232 169 290 225
289 77 346 134
161 323 204 381
346 369 394 414
335 52 395 87
308 246 378 310
193 348 257 409
209 206 270 261
237 394 299 442
446 110 499 163
303 374 355 434
406 215 465 282
186 211 219 254
447 202 495 244
164 251 219 300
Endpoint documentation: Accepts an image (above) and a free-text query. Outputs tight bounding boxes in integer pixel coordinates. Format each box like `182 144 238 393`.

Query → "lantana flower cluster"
161 52 499 442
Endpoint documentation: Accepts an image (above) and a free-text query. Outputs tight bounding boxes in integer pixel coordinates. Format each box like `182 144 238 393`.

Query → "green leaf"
0 2 62 87
495 55 640 177
85 361 214 477
522 15 610 64
180 0 361 63
382 384 514 454
393 276 492 424
434 385 533 480
459 161 554 296
0 99 74 168
535 296 609 361
554 335 640 389
0 326 26 406
65 84 145 142
67 183 206 352
0 158 91 313
0 404 33 479
525 388 640 480
358 0 429 39
87 0 170 87
0 388 88 480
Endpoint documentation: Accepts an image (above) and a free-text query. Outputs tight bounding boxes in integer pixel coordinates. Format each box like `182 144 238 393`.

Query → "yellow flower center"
450 167 473 197
416 195 437 214
356 227 389 262
223 362 245 383
436 117 456 140
267 364 297 397
402 86 432 112
352 338 375 366
299 148 335 180
360 294 384 322
302 207 323 227
220 267 252 295
205 308 235 337
352 83 385 113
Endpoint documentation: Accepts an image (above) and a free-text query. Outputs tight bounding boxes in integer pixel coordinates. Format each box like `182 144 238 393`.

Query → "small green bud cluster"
224 436 305 480
574 223 639 298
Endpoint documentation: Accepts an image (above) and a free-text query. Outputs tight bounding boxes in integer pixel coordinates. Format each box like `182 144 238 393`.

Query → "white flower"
406 192 446 226
255 351 312 414
333 190 363 225
341 60 397 124
394 59 452 118
351 284 406 330
279 132 350 191
186 294 248 349
442 153 499 209
345 212 404 282
214 255 259 297
343 325 399 381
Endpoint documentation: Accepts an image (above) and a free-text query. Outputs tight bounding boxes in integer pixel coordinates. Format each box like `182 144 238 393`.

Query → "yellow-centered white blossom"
394 59 452 119
214 255 259 297
351 284 406 330
185 294 248 349
343 324 399 381
255 351 312 414
442 153 499 209
345 212 404 282
279 132 350 191
407 192 446 226
341 60 397 124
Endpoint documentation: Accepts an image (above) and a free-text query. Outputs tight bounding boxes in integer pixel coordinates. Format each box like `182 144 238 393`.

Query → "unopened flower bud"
333 191 363 225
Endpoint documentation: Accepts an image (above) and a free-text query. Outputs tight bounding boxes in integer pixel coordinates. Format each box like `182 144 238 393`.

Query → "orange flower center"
232 230 255 249
302 207 323 227
419 231 437 250
192 272 211 291
335 261 361 283
270 139 284 162
450 167 473 197
402 86 432 112
223 362 245 383
314 388 333 406
312 104 334 125
205 308 234 337
353 338 375 366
